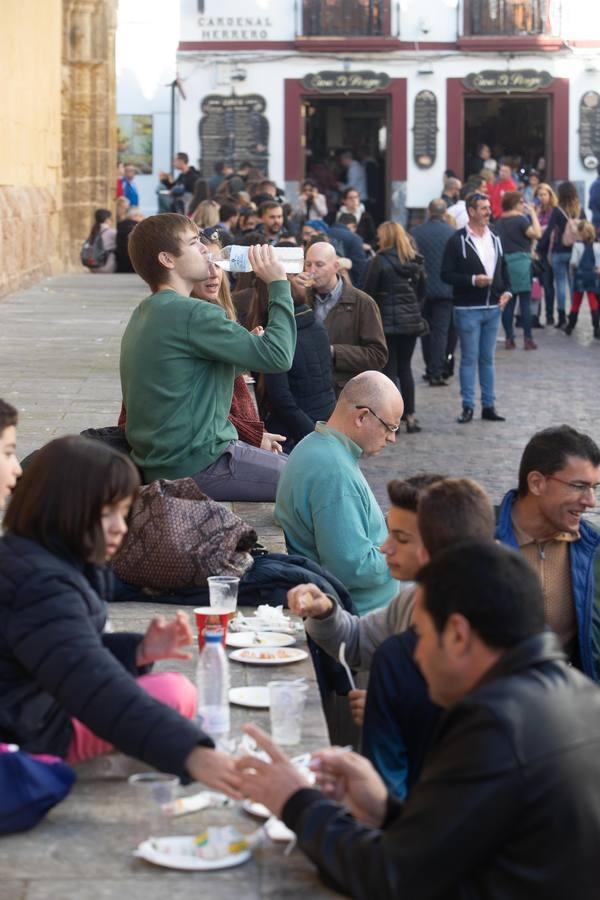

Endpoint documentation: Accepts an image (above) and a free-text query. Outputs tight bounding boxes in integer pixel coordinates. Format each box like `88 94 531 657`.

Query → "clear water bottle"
214 244 304 274
196 630 230 739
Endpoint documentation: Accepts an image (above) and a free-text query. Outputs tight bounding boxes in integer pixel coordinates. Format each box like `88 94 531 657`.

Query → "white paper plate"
134 836 251 871
228 686 270 708
226 631 296 649
242 798 271 819
229 647 308 666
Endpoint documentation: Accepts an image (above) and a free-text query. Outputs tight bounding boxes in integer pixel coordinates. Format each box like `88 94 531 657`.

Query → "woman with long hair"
363 222 427 433
85 208 117 273
191 199 220 229
0 436 240 794
494 191 541 349
538 181 584 328
534 182 557 324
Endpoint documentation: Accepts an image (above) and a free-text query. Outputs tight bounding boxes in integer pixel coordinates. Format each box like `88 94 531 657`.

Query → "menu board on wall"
199 93 269 175
579 91 600 168
412 91 437 169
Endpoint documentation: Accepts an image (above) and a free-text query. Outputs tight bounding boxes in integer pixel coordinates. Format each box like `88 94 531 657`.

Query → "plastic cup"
268 680 309 746
194 606 230 650
128 772 179 842
208 576 239 614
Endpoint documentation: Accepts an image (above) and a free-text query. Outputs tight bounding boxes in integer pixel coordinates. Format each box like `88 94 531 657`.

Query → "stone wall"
0 0 117 299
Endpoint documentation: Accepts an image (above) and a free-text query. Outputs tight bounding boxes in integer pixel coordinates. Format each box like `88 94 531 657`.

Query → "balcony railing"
465 0 550 36
302 0 388 37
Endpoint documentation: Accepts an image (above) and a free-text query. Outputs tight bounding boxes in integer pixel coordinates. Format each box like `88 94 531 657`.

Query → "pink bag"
531 277 542 301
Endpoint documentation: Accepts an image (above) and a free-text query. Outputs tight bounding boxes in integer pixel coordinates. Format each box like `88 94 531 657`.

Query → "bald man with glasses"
275 371 404 615
496 425 600 680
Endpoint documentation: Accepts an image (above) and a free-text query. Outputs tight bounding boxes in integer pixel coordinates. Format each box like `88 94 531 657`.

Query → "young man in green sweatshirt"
120 214 296 498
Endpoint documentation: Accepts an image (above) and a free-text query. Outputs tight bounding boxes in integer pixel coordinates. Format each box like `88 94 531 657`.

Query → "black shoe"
422 373 431 382
482 407 506 422
532 316 544 329
429 376 449 387
457 406 474 424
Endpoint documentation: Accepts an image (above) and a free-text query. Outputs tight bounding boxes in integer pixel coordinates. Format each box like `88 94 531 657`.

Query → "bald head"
305 241 340 293
329 372 404 456
428 198 448 219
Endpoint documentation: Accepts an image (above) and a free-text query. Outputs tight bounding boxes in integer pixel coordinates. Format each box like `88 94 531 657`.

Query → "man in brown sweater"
295 242 388 393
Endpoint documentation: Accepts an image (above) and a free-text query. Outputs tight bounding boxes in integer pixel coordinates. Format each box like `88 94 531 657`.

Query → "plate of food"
228 686 270 708
226 631 296 649
229 647 308 666
134 827 259 870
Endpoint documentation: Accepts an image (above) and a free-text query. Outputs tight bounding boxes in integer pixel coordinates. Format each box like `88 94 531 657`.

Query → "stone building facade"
0 0 117 299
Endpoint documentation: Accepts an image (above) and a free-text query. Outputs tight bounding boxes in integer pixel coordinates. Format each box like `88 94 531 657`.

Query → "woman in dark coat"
247 277 336 452
0 436 240 794
363 222 427 433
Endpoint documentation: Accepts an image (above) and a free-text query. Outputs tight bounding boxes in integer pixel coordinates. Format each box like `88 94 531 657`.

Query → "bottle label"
229 246 251 273
197 705 230 736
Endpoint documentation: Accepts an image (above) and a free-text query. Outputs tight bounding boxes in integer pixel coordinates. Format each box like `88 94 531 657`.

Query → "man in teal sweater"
120 214 296 499
274 371 403 614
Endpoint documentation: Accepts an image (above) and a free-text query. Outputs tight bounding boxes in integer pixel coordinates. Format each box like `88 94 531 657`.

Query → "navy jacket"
362 250 426 336
496 489 600 681
441 226 511 307
262 305 336 449
0 535 211 777
328 224 368 287
410 219 455 299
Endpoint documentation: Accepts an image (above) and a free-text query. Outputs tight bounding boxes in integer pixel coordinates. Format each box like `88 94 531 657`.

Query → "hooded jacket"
441 226 511 307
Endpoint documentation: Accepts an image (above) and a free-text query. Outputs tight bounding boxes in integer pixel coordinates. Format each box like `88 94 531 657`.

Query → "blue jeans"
454 306 501 410
502 291 532 340
551 251 572 313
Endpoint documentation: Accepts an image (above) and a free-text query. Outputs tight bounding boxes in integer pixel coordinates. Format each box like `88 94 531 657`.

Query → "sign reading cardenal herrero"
302 71 391 93
463 70 554 93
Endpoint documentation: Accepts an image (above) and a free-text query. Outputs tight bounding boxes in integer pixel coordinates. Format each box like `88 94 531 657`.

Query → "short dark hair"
338 212 357 226
0 399 18 435
517 426 600 496
465 191 489 211
301 180 317 191
219 203 238 222
417 478 495 557
341 187 360 200
387 474 445 513
176 152 189 164
258 200 282 217
128 213 195 292
501 191 523 212
417 540 545 648
4 436 140 564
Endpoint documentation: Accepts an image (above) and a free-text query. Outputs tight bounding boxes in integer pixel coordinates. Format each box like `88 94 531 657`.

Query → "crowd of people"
4 143 598 895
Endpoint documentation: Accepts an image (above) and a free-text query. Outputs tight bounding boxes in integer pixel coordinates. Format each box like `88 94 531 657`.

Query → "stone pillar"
61 0 117 268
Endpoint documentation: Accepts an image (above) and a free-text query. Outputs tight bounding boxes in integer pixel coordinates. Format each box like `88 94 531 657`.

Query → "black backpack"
80 232 108 269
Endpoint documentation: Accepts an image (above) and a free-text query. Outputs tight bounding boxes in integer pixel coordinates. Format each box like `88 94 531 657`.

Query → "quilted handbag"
111 477 257 591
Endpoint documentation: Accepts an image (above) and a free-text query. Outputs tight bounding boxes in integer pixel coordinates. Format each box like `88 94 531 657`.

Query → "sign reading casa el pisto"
302 71 391 94
464 70 554 93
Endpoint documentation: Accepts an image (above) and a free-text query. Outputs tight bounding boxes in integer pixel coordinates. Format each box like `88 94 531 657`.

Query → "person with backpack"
80 209 117 273
566 221 600 338
537 181 585 329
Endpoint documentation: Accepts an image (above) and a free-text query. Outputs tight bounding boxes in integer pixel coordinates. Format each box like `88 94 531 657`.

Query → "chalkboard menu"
199 93 269 175
579 91 600 168
413 91 437 169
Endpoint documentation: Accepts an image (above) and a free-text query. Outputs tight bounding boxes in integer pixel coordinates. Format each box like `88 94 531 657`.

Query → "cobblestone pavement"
1 272 599 526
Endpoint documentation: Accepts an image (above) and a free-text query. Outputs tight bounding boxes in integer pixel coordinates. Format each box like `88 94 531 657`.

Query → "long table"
0 602 340 900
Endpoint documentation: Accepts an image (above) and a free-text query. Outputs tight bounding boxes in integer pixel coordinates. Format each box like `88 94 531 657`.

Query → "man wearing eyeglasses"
274 370 403 614
496 425 600 679
441 192 512 424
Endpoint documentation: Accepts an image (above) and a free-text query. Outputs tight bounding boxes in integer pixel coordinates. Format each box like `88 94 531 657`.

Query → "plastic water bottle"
196 630 230 739
214 244 304 274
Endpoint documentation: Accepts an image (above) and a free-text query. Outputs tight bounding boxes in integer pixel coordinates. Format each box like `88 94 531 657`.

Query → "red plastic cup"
194 606 230 651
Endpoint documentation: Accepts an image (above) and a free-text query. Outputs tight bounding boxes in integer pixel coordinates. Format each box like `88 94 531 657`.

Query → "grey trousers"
192 440 287 502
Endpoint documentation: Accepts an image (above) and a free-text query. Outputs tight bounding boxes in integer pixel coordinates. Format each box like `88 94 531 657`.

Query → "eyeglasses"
355 405 399 434
546 475 600 499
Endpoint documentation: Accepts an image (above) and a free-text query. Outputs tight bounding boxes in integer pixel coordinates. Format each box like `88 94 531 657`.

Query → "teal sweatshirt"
120 281 295 481
274 423 399 614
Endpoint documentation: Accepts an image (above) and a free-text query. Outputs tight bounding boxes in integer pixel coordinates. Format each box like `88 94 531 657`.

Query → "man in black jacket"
236 541 600 900
441 192 512 423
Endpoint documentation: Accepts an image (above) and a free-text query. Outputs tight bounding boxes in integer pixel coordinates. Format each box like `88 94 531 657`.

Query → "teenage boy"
0 400 21 510
120 214 296 500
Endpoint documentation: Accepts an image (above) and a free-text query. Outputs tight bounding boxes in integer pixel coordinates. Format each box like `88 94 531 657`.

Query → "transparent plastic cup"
128 772 179 842
208 576 239 614
268 680 309 746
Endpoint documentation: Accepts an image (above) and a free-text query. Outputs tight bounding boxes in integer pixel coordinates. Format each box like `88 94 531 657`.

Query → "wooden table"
0 602 340 900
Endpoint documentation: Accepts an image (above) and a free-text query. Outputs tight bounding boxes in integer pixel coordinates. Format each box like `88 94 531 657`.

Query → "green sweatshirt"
120 281 295 481
274 423 399 614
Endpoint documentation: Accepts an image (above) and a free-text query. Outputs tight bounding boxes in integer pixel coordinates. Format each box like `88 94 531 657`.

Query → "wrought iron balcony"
465 0 551 36
302 0 388 37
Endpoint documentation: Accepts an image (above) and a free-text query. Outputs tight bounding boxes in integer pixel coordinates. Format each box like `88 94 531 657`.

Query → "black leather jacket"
282 632 600 899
